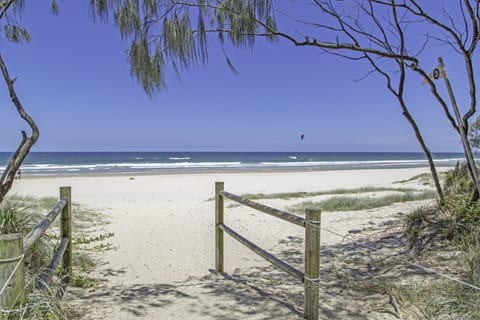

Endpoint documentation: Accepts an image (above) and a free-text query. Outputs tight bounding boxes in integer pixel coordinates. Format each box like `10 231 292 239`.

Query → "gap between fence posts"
304 209 321 320
0 233 25 310
215 182 224 272
60 186 72 283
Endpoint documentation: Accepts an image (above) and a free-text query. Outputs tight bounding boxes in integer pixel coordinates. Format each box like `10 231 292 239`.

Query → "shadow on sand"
69 217 431 319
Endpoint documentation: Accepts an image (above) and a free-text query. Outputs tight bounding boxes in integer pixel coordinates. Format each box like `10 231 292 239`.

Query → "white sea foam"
7 155 463 175
19 161 244 172
259 158 463 167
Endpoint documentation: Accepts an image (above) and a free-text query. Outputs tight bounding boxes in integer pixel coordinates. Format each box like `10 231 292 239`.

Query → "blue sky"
0 1 475 152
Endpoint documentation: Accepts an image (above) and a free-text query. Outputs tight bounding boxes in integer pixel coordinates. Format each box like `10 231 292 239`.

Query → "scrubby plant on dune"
400 164 480 319
1 195 112 319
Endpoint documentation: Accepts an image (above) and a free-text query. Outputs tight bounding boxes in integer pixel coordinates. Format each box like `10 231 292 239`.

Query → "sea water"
0 152 464 176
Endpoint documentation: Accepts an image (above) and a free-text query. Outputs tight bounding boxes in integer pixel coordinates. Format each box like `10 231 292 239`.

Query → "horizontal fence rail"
219 223 304 282
23 198 68 252
215 182 321 320
37 237 69 291
220 191 306 227
0 186 72 311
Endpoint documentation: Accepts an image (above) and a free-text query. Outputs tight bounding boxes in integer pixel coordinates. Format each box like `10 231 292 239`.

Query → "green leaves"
0 0 61 44
90 0 278 95
114 0 141 39
3 24 31 43
129 37 166 95
51 0 60 15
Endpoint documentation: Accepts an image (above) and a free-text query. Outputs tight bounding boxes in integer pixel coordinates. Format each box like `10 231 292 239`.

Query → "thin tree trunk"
0 51 39 204
401 106 444 200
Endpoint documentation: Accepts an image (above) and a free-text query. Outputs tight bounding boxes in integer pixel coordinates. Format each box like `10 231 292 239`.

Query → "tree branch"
0 51 39 203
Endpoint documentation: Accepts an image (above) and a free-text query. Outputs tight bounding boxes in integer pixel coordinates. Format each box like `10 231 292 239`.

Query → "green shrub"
440 163 480 238
0 201 31 235
444 163 474 195
0 195 110 319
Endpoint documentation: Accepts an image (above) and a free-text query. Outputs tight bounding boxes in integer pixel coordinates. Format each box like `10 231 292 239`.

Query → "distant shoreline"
1 151 462 177
16 162 457 179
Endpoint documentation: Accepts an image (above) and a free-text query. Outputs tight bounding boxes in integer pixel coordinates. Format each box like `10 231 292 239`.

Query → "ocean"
0 152 464 176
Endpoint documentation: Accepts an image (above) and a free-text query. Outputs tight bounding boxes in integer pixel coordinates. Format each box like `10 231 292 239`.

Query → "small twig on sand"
389 293 403 319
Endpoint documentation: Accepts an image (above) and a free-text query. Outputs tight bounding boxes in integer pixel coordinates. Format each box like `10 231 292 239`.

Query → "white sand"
10 168 437 319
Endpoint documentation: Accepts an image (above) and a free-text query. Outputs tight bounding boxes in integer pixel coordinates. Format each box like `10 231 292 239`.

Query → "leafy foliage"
0 0 59 44
442 163 476 212
0 201 28 234
404 165 480 252
401 167 480 318
90 0 277 94
0 195 112 319
469 115 480 151
3 24 30 43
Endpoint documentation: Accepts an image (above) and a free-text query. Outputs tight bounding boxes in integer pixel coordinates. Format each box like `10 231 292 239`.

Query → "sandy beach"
10 167 438 319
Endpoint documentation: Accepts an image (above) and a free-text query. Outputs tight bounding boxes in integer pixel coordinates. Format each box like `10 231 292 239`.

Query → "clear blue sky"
0 1 474 152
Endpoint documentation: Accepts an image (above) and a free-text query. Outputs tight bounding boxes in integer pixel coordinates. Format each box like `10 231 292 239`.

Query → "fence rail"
215 182 321 320
0 186 72 310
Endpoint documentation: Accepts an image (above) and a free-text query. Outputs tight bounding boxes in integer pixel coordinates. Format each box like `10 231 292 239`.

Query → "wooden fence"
0 186 72 311
215 182 321 320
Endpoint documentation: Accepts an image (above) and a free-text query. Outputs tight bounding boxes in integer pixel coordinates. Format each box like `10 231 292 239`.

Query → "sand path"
11 168 433 319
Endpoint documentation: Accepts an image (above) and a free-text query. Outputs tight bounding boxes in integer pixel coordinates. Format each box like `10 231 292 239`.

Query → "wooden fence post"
215 182 224 272
60 186 72 283
304 209 321 320
0 233 25 310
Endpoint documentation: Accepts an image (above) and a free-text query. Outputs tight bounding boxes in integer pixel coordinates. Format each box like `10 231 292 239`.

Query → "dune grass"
289 190 437 213
394 172 434 185
1 195 112 319
231 185 437 213
240 186 422 200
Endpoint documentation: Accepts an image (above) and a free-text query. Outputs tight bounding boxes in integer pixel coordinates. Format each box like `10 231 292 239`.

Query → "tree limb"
0 51 39 203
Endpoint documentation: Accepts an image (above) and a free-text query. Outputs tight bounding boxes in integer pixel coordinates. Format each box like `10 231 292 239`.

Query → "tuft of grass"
394 173 434 185
289 190 436 213
71 274 98 288
240 186 421 201
0 202 26 234
404 206 441 250
400 164 480 319
1 195 112 319
458 225 480 287
74 232 114 245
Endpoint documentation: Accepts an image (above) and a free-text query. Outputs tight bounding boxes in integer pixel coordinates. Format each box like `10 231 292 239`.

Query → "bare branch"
439 4 465 46
0 51 39 203
463 0 480 53
0 0 16 20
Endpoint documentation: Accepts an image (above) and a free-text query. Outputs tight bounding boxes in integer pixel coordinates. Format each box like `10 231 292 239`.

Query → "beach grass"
1 195 111 319
225 185 437 212
326 202 480 319
239 186 422 200
290 190 436 213
337 275 480 319
394 172 434 184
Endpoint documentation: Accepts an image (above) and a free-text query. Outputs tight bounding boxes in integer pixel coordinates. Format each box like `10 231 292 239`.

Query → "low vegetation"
240 186 423 201
386 165 480 319
238 168 479 319
0 195 112 320
290 190 436 213
237 186 436 213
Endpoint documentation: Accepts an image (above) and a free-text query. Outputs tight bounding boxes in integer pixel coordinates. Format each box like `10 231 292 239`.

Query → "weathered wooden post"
0 233 25 310
215 182 224 272
60 186 72 283
304 209 321 320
